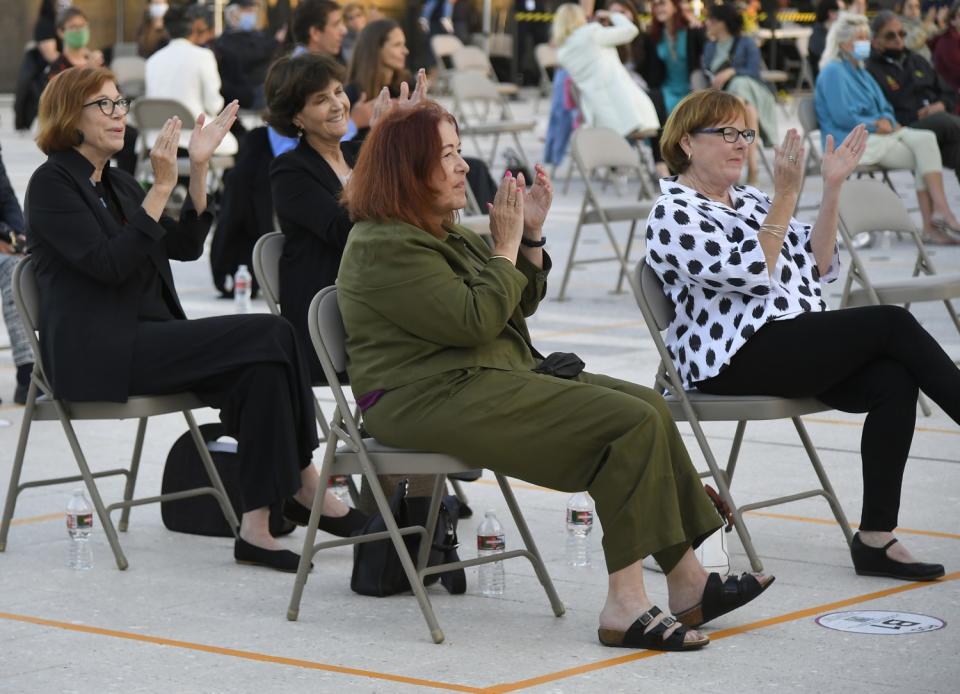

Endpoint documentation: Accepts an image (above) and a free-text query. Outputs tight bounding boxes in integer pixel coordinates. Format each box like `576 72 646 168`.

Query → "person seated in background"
146 4 238 156
137 0 171 58
289 0 348 61
895 0 944 62
344 18 411 140
866 10 960 193
46 6 105 78
25 66 333 572
336 100 775 652
928 1 960 108
643 0 707 117
0 143 33 406
817 12 960 243
341 2 368 63
645 89 958 583
552 4 661 162
809 0 845 81
702 2 779 185
216 0 280 110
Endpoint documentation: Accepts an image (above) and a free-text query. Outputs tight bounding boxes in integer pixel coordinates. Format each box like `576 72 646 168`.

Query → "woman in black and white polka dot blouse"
646 89 960 583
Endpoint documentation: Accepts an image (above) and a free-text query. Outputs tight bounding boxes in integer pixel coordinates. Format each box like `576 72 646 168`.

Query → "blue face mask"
852 40 871 61
237 12 257 31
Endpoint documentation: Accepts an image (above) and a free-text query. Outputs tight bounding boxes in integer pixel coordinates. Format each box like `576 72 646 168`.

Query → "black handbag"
160 423 295 538
532 351 585 379
351 479 466 597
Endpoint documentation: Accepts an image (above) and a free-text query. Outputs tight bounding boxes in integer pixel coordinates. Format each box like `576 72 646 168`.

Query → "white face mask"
149 3 169 20
852 39 871 60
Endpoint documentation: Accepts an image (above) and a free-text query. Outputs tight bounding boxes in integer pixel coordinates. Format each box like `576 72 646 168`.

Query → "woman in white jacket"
554 3 660 138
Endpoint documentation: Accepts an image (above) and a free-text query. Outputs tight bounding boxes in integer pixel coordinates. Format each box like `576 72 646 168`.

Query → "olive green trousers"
363 369 722 574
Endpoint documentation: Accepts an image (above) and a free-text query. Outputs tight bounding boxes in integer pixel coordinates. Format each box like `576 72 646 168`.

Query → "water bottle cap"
238 264 248 272
484 509 496 517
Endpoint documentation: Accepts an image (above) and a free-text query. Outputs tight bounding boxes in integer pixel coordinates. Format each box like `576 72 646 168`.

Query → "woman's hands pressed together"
488 171 525 265
520 163 554 238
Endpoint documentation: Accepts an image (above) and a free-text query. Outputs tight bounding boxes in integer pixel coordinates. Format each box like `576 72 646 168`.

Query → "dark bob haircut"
343 101 459 237
264 53 347 137
707 2 744 37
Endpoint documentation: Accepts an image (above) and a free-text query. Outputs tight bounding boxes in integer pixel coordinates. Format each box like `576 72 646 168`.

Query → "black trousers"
697 306 960 531
128 314 318 513
910 110 960 185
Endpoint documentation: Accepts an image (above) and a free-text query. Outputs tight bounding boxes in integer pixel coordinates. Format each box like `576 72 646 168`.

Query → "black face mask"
883 48 905 60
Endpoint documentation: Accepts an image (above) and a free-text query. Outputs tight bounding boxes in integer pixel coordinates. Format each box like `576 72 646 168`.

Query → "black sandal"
676 572 775 628
598 606 709 651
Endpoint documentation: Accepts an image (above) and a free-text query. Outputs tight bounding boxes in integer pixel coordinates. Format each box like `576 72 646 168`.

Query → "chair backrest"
431 33 464 60
451 45 492 74
252 231 284 316
113 42 139 58
797 96 818 135
307 286 357 430
111 55 147 98
571 126 641 175
534 43 558 70
635 260 675 331
838 179 917 239
11 257 46 382
451 71 503 106
132 97 196 133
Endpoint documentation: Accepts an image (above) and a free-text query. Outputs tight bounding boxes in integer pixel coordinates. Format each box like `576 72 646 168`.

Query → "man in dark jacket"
866 11 960 183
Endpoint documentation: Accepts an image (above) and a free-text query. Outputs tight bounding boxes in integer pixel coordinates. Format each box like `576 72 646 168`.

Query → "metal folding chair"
450 72 535 169
0 258 239 570
556 127 655 301
629 258 855 573
286 287 564 643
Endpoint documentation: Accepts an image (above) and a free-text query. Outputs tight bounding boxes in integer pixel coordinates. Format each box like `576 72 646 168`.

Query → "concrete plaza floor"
0 91 958 693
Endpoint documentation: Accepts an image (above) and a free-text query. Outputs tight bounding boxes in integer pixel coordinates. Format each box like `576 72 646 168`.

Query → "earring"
76 130 85 145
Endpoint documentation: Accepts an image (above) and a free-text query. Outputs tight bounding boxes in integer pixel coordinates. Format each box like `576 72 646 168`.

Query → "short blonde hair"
36 66 117 155
660 89 749 175
551 3 586 46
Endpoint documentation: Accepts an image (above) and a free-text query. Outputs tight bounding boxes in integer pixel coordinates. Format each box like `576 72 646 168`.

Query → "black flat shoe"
851 532 944 581
281 498 369 537
233 537 310 573
676 572 775 628
598 606 709 651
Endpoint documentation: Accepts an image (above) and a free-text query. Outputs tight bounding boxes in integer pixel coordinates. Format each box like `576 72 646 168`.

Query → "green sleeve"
516 251 552 317
351 231 529 347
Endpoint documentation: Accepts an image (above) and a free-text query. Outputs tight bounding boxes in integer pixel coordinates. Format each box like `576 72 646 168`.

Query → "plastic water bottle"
234 264 252 313
66 489 93 571
695 529 730 575
477 510 505 596
327 475 351 505
566 492 594 567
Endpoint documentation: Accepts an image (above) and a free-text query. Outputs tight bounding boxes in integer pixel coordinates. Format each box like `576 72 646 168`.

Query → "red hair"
342 101 458 238
649 0 690 44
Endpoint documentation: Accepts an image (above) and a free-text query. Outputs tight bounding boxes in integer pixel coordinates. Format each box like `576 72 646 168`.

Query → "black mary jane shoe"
234 537 310 573
281 498 369 537
851 532 945 582
598 606 709 651
676 572 775 628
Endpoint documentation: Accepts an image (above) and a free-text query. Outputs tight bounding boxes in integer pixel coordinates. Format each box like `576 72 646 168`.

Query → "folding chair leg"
313 393 330 440
495 473 565 617
346 476 361 507
557 219 587 301
449 479 469 507
792 417 855 551
417 475 447 571
118 417 148 532
725 420 748 486
614 220 639 294
562 157 576 195
53 401 129 570
0 381 40 552
184 410 240 536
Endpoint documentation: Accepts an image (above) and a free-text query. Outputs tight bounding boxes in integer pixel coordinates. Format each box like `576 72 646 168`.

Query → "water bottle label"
567 509 593 526
477 534 505 551
327 475 349 487
67 513 93 530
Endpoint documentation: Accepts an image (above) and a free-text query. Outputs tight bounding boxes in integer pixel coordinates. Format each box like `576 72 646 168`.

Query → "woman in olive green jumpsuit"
336 101 773 651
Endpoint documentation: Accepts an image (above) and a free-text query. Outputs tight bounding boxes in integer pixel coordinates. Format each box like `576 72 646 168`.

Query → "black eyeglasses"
882 30 907 40
82 97 131 117
695 126 756 144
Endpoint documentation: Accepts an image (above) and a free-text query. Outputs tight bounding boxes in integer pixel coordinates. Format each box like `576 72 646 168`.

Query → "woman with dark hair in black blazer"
26 66 326 572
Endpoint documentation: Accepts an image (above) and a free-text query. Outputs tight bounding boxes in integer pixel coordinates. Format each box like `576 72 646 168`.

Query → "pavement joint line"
801 416 960 436
0 611 483 693
481 572 960 693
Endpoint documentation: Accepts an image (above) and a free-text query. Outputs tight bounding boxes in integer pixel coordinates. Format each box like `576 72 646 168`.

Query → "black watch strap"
520 235 546 247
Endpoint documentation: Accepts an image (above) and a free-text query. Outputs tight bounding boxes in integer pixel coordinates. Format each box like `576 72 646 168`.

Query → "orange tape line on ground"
802 416 960 436
0 611 483 693
744 510 960 540
482 572 960 693
10 512 62 526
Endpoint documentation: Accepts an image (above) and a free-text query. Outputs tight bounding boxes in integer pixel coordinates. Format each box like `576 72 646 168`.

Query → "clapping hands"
370 69 429 129
187 100 239 167
822 123 868 188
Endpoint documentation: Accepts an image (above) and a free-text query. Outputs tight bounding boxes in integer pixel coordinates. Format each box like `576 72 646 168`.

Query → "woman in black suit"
26 66 324 572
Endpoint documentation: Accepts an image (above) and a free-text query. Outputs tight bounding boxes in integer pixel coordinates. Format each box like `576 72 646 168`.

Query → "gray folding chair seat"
287 287 564 643
630 258 854 573
0 258 239 571
429 34 464 95
451 45 520 97
556 127 655 301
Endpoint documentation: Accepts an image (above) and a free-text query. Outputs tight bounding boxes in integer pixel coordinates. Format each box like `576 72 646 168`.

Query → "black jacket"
270 138 360 382
865 49 958 127
25 149 212 402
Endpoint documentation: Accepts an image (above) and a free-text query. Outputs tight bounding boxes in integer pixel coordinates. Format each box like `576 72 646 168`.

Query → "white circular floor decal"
816 611 945 635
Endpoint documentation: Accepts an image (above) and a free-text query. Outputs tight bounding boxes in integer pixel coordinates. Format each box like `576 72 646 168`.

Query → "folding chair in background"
0 258 239 570
286 287 564 643
630 259 855 573
556 127 655 301
451 72 536 170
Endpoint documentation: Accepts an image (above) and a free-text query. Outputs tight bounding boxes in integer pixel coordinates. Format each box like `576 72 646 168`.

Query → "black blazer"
270 138 360 382
25 149 212 402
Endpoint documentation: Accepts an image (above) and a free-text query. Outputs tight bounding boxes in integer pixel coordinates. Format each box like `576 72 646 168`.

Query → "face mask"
63 27 90 50
148 3 169 19
852 40 871 60
237 12 258 31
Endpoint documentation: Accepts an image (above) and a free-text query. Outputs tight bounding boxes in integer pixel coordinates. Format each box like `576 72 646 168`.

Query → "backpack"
160 422 294 537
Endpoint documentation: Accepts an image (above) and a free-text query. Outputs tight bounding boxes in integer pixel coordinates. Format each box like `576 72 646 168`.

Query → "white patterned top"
645 178 840 388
